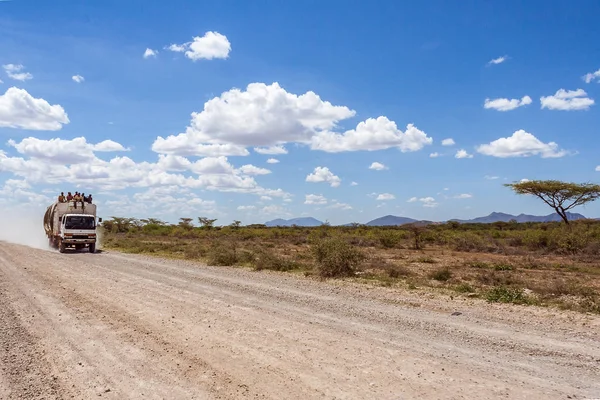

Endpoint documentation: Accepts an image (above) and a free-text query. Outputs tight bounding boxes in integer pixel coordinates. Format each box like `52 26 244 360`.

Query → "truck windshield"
65 216 95 230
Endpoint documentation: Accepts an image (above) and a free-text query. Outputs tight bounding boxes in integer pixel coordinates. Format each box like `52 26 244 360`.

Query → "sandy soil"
0 241 598 399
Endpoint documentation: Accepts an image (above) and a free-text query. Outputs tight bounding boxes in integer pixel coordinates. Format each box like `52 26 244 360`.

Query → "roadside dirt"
0 241 598 399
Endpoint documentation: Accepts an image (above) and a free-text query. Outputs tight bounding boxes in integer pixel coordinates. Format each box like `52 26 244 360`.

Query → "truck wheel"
58 240 66 253
89 243 96 253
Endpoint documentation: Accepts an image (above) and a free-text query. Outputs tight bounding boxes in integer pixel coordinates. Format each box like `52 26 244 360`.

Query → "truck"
43 200 102 253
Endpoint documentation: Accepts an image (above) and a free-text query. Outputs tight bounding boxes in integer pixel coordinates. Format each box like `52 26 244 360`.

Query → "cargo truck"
43 200 102 253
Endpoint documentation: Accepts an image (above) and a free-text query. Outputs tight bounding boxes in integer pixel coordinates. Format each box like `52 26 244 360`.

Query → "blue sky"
1 0 599 225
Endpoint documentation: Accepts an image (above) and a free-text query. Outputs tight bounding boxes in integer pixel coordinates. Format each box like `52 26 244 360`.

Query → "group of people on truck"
57 191 93 206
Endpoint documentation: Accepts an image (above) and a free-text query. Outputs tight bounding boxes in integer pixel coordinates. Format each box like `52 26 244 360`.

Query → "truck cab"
59 213 98 253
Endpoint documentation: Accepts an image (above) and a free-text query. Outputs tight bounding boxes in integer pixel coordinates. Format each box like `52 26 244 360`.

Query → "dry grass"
100 220 600 314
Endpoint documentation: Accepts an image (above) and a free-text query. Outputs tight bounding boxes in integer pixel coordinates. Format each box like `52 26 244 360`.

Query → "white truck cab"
44 201 102 253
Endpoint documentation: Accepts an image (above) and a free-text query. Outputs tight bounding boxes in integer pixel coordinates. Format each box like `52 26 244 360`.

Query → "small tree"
198 217 217 229
504 180 600 224
178 217 194 229
230 220 241 229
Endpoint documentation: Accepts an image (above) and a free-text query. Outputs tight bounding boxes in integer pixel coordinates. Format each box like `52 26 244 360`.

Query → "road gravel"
0 241 599 399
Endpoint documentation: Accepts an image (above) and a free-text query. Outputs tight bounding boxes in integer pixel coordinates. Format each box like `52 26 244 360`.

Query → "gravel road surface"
0 241 598 399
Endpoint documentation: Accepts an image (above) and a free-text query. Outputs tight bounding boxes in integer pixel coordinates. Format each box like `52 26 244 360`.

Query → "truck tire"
58 240 66 253
89 243 96 253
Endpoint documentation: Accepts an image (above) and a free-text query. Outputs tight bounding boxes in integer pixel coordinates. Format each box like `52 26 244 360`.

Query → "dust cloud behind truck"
43 200 102 253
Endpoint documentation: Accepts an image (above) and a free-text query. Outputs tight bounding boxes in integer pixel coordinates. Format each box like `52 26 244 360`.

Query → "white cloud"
152 82 354 156
455 149 473 159
311 117 432 153
419 197 438 208
595 166 600 172
484 96 532 111
266 158 280 164
305 166 341 187
540 89 594 111
407 197 418 202
166 31 231 60
143 48 158 58
304 194 327 205
476 129 567 158
441 138 455 146
0 137 291 198
0 87 69 131
329 202 352 210
260 196 273 201
368 161 388 171
3 64 33 81
376 193 395 201
254 145 288 155
237 205 256 211
520 178 530 183
488 55 508 65
7 137 128 164
237 164 271 175
72 75 85 83
484 175 499 180
583 69 600 84
350 181 358 186
429 152 440 158
454 193 472 199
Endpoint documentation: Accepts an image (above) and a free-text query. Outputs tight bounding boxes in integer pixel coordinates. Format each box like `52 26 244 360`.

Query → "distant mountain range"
450 212 587 224
264 212 589 227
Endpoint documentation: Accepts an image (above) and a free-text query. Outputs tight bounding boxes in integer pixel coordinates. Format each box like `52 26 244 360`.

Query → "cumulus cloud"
583 68 600 84
7 137 128 164
329 202 352 210
143 48 158 58
369 162 388 170
254 145 288 155
408 196 438 207
3 64 33 81
441 138 455 146
0 87 69 131
266 158 279 164
152 82 433 157
237 205 256 211
484 175 499 180
311 117 432 153
305 166 341 187
488 55 508 65
152 82 354 156
376 193 395 201
595 166 600 172
454 193 472 199
0 137 290 198
350 181 358 186
72 75 85 83
540 89 594 111
429 152 440 158
484 96 532 111
304 194 327 205
237 164 271 175
476 130 567 158
166 31 231 60
455 149 473 159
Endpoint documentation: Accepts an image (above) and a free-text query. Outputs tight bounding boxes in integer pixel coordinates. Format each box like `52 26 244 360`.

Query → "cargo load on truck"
44 200 102 253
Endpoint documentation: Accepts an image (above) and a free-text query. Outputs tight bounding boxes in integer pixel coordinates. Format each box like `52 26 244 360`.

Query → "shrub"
387 265 412 278
206 242 238 266
455 283 475 293
486 286 532 305
429 267 452 281
377 231 403 249
311 238 365 278
252 250 299 272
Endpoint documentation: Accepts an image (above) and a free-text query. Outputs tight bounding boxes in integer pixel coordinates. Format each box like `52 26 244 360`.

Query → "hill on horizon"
263 211 590 227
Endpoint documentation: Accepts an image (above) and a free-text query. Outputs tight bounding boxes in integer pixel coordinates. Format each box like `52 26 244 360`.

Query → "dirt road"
0 241 599 399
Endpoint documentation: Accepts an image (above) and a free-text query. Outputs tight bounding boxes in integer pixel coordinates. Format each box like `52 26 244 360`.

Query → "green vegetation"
100 217 600 314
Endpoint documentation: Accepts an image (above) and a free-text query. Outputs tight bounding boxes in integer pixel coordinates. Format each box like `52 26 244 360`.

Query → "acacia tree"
504 180 600 224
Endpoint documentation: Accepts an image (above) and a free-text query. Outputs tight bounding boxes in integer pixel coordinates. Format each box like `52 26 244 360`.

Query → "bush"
486 286 532 305
455 283 475 293
252 250 299 272
429 267 452 281
377 231 404 249
206 242 238 266
311 238 365 278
